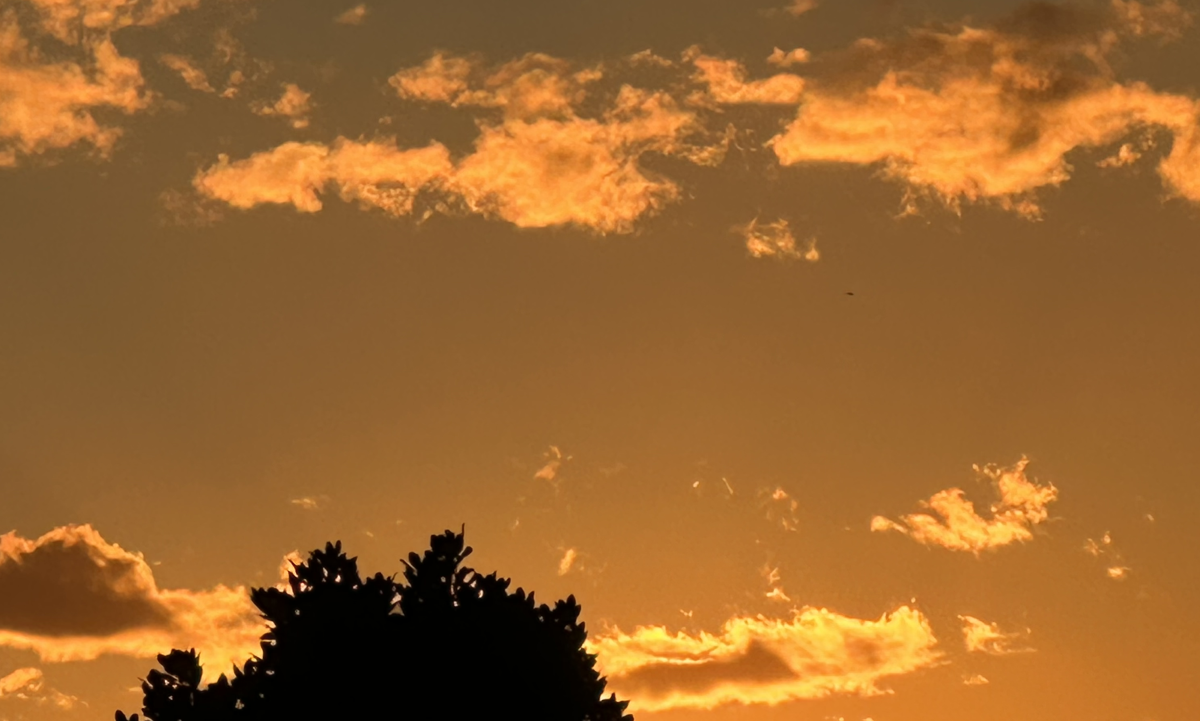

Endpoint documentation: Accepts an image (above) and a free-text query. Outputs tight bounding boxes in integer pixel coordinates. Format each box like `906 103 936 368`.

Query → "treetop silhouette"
117 529 632 721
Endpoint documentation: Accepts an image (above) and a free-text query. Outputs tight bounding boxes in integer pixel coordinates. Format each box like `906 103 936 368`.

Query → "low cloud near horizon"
0 525 263 681
589 606 941 712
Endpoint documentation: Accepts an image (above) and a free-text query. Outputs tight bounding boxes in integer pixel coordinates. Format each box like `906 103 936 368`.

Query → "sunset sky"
2 0 1199 719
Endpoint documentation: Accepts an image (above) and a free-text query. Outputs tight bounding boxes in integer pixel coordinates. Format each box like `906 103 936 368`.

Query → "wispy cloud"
761 486 800 532
161 54 215 93
738 218 819 261
589 606 940 712
0 525 262 681
289 496 324 511
1084 532 1131 580
785 0 818 17
558 547 578 576
334 3 368 25
959 615 1035 655
871 457 1058 553
533 445 567 484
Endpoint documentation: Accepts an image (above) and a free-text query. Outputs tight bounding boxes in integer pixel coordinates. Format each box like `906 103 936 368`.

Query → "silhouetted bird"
116 530 631 721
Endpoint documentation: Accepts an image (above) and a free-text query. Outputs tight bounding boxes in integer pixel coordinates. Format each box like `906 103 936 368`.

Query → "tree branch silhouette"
117 529 631 721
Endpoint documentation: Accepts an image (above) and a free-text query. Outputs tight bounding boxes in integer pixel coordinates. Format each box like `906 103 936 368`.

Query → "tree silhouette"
117 530 632 721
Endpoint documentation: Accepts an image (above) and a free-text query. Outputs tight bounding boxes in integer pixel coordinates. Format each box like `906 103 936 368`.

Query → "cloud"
389 52 600 120
687 48 805 105
767 47 811 68
0 0 211 165
193 138 454 215
1084 532 1131 580
761 486 800 531
0 667 79 710
761 564 790 603
558 548 578 576
24 0 200 42
289 497 322 511
588 606 940 712
963 673 990 686
959 615 1034 655
738 218 819 261
785 0 818 17
0 525 263 681
533 445 566 483
161 54 215 93
254 83 313 129
0 15 149 165
334 3 367 25
199 53 725 233
870 457 1058 553
770 0 1200 217
450 86 705 232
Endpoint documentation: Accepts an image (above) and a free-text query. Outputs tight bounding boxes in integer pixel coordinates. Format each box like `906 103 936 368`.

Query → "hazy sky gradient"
1 1 1199 720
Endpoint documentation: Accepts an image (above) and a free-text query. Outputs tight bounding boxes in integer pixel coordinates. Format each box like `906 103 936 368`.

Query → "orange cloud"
785 0 818 16
557 548 578 576
738 218 819 261
959 615 1034 655
870 457 1058 553
254 83 313 129
334 3 367 25
1 0 205 165
1084 531 1132 580
193 139 454 216
688 49 804 105
0 525 262 681
199 53 724 233
25 0 200 42
161 53 214 92
0 18 148 165
771 1 1200 217
389 52 599 120
588 606 940 712
767 47 810 68
0 667 78 710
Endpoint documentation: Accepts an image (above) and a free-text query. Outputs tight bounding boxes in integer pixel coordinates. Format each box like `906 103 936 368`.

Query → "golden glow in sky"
1 1 1199 720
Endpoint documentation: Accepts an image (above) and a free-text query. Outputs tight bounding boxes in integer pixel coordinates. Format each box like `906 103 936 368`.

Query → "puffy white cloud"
871 457 1058 553
589 606 940 712
0 525 263 681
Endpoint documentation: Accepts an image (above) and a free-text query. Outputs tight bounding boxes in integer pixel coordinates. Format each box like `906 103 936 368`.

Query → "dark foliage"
117 530 631 721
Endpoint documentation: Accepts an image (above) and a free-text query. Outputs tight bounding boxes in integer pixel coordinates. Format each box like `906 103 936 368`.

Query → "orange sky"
1 1 1199 720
